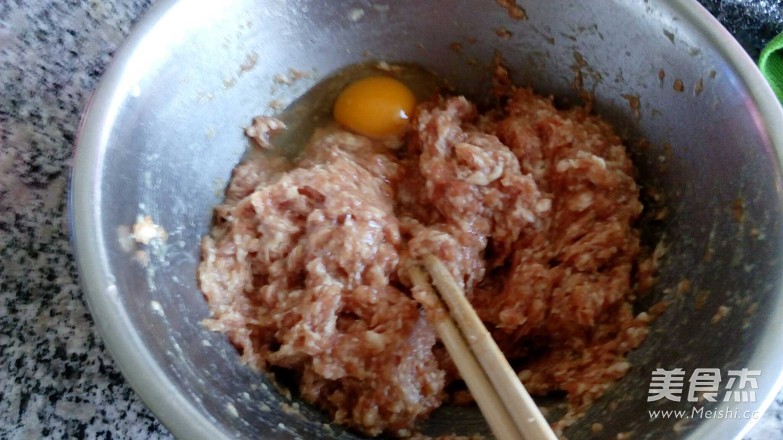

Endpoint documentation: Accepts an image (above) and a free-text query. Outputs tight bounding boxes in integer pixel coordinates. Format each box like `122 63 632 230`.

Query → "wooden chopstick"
422 254 559 440
409 267 521 440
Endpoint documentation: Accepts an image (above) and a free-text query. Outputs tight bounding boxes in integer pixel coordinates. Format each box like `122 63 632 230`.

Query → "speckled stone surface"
699 0 783 57
0 0 782 439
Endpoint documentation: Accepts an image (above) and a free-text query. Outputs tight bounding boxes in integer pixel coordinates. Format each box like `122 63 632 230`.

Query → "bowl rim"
70 1 233 439
70 0 783 439
665 1 783 438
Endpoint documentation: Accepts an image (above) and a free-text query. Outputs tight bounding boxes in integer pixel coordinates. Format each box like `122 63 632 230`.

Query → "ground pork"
199 86 655 437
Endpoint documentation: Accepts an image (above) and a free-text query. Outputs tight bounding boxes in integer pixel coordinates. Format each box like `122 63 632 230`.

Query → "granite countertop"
1 0 782 439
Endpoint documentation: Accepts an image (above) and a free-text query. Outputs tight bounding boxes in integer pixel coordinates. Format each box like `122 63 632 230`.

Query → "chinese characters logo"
648 368 760 403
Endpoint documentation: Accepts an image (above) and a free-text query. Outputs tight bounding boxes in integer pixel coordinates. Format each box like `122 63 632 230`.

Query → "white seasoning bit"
277 422 286 429
535 198 552 213
364 330 387 351
273 73 291 85
286 68 311 83
348 8 365 22
376 60 392 71
259 403 271 412
239 51 258 73
201 339 212 347
131 215 168 245
569 192 593 211
711 305 731 324
635 311 651 323
226 402 239 417
105 285 118 298
245 117 286 149
607 361 630 374
374 60 402 73
555 158 576 172
362 406 379 428
150 301 164 315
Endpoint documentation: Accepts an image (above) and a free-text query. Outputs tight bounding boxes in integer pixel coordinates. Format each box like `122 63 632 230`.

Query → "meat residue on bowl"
198 72 657 437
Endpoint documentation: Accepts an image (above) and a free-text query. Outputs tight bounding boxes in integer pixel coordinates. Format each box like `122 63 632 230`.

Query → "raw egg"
333 76 416 139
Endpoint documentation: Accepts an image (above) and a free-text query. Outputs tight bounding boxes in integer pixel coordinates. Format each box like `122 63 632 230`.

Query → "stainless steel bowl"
71 0 783 438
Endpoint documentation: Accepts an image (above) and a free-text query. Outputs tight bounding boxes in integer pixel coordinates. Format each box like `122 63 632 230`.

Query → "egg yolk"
333 76 416 139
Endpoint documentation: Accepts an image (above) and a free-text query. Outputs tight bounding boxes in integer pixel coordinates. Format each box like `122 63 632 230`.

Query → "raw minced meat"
199 86 656 437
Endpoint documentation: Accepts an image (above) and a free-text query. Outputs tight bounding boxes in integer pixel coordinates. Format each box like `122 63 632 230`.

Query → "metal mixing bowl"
71 0 783 438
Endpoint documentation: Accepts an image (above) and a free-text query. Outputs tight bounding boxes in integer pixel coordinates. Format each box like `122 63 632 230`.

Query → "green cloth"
759 31 783 103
